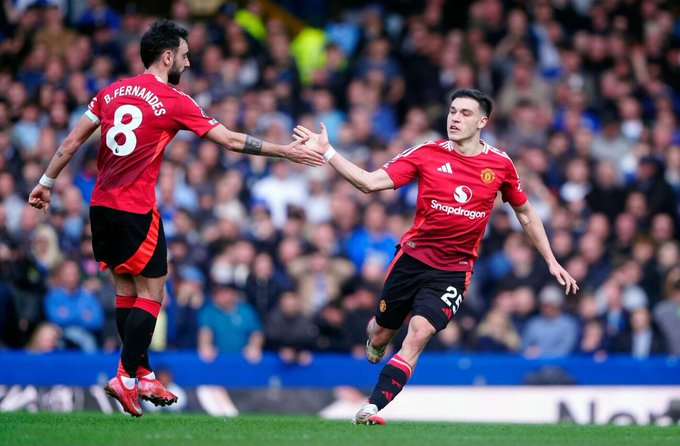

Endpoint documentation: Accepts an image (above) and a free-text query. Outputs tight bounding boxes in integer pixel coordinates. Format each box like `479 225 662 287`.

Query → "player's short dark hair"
140 19 189 68
450 88 494 118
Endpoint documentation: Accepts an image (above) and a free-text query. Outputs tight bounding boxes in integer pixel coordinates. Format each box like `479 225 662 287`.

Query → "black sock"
368 354 413 410
120 299 160 378
115 295 152 375
114 295 135 342
115 307 132 342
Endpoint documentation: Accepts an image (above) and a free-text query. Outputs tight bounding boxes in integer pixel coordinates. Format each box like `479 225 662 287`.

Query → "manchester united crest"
481 168 495 184
379 299 387 312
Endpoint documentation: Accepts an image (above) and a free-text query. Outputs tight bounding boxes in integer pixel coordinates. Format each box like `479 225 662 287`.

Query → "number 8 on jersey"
106 104 143 156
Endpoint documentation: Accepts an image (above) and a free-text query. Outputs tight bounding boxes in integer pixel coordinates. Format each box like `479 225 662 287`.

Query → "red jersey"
86 73 219 213
382 139 527 271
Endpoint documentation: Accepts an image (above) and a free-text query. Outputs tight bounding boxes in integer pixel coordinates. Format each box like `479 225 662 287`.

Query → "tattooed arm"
204 124 323 167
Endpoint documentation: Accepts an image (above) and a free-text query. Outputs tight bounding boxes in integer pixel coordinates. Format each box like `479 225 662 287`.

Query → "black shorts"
375 249 470 332
90 206 167 278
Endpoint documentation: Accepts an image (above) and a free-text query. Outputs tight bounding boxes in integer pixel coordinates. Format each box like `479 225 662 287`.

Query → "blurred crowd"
0 0 679 365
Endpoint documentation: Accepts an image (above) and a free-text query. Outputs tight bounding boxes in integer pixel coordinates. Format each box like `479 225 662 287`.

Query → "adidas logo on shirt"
437 162 453 174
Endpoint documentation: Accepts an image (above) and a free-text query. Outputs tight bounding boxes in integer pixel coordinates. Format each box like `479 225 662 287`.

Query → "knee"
404 319 436 348
132 275 166 303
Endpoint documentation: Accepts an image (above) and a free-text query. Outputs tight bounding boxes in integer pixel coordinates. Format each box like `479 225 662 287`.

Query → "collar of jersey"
141 72 166 84
447 139 488 155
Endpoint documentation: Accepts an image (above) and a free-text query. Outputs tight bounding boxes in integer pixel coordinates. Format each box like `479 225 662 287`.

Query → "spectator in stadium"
197 281 263 364
664 146 680 202
521 285 580 358
29 223 63 273
585 160 627 223
33 4 77 60
264 291 317 365
43 259 104 352
496 232 552 297
25 321 63 353
612 306 667 358
0 234 47 347
295 88 578 425
509 286 537 336
576 231 611 290
590 111 634 171
251 158 309 229
302 167 332 225
343 281 383 359
609 212 639 266
499 99 548 156
27 19 322 417
627 156 676 218
243 251 289 321
308 87 345 146
653 277 680 355
657 241 680 288
212 170 248 231
576 318 608 360
168 265 205 350
76 0 121 33
0 170 25 236
472 307 521 353
630 235 662 307
496 61 552 120
286 245 355 317
313 300 352 353
344 201 397 272
0 281 20 349
595 278 630 342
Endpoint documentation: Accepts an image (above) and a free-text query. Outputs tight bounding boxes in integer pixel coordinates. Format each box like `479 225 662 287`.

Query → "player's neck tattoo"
243 135 263 155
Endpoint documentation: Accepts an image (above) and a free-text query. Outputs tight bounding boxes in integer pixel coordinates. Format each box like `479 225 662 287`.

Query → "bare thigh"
132 275 167 304
112 271 137 296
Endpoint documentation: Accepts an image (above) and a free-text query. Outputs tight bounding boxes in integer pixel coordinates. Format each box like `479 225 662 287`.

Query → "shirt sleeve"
380 143 426 189
500 157 528 207
85 91 102 124
174 93 219 137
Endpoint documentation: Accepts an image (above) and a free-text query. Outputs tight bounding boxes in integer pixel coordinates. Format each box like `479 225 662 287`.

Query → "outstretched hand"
549 262 579 295
293 122 330 155
28 185 51 213
282 134 325 166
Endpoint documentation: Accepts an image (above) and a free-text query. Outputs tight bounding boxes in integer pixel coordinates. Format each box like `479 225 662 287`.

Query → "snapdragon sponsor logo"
453 185 472 204
431 200 486 219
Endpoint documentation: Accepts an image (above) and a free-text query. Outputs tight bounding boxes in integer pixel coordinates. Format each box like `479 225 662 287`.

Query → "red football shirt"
86 73 219 213
382 139 527 271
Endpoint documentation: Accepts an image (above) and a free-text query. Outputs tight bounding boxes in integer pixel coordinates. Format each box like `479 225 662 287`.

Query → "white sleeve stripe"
401 141 430 157
487 145 510 159
84 109 100 124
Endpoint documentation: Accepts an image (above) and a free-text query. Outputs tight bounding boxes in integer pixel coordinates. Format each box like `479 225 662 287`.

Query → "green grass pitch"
1 412 678 446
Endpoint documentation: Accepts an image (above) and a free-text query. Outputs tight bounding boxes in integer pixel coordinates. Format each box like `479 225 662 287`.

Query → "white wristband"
39 174 55 188
323 146 337 161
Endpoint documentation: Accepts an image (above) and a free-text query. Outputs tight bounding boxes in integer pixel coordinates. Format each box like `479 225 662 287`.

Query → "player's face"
168 39 190 85
446 97 488 143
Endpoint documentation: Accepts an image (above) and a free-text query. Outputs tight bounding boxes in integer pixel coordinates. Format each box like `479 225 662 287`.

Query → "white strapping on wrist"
323 146 337 161
39 174 55 188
